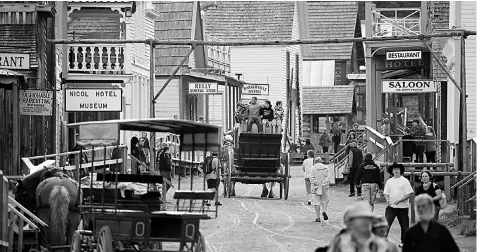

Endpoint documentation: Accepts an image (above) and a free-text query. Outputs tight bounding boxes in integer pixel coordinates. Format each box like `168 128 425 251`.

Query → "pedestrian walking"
346 123 359 140
327 202 398 252
309 157 329 222
301 139 315 160
415 170 443 221
372 215 400 251
204 152 222 206
319 128 332 153
409 118 426 163
347 139 363 197
302 150 315 205
402 194 460 252
157 146 172 193
355 153 383 211
383 162 414 246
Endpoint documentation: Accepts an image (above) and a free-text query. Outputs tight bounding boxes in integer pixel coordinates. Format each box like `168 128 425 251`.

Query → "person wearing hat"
383 162 414 246
347 139 363 197
373 215 400 251
355 153 383 211
327 202 397 252
309 157 330 222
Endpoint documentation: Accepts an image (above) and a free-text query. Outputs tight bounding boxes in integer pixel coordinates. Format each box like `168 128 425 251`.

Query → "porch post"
149 41 156 171
12 82 20 175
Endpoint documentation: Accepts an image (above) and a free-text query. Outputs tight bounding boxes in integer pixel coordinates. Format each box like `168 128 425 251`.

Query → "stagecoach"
223 127 291 199
67 118 221 252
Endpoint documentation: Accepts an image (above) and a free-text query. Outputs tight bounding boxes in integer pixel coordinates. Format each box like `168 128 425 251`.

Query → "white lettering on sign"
386 51 422 60
19 90 53 116
242 84 269 96
65 88 122 112
382 80 437 93
0 53 30 69
188 82 218 94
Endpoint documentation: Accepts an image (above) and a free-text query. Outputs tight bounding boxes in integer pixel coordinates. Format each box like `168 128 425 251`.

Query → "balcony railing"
205 35 231 75
68 44 126 74
372 8 421 37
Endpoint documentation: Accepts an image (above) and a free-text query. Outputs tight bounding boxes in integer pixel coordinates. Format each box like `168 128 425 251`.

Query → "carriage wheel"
71 231 82 252
194 230 206 252
226 172 232 198
97 226 113 252
284 176 290 200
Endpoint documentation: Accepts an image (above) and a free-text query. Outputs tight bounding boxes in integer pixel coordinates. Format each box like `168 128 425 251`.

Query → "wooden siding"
154 77 180 118
288 4 303 139
462 1 476 138
208 85 224 128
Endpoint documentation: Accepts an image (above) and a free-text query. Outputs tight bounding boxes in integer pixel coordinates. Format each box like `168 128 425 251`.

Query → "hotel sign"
242 84 269 96
65 88 123 112
188 82 218 94
0 53 30 69
386 51 422 60
382 80 437 93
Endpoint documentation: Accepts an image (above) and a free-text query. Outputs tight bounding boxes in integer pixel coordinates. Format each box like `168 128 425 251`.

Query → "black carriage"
68 119 221 252
224 132 291 199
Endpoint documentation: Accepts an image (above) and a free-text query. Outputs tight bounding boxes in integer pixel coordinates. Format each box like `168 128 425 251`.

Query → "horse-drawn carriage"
14 119 221 252
223 130 291 199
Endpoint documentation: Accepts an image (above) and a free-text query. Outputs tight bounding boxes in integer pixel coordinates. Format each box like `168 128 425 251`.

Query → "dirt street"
166 165 476 252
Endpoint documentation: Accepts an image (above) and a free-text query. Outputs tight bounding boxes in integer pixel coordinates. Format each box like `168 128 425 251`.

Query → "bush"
459 220 476 237
440 209 476 237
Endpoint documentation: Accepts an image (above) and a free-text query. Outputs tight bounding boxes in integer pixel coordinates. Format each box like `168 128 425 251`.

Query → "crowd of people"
303 154 460 252
234 96 284 134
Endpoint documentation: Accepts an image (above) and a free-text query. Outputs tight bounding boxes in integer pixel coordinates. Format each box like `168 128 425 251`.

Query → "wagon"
68 118 222 252
224 132 291 199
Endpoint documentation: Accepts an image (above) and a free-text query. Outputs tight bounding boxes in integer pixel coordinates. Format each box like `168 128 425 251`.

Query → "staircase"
382 113 407 134
1 172 46 252
331 132 368 180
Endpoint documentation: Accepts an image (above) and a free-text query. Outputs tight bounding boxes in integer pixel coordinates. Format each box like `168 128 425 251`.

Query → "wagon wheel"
71 231 82 252
194 230 206 252
226 172 232 198
279 164 284 199
284 175 290 200
97 226 113 252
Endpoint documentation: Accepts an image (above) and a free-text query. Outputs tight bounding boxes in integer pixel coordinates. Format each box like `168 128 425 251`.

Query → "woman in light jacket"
310 157 330 222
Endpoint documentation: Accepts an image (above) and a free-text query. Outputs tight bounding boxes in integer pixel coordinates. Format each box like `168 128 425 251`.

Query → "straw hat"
343 202 376 224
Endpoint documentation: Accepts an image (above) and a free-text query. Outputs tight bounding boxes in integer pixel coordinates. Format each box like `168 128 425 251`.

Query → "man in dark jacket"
158 147 172 193
347 139 363 197
401 128 415 162
356 153 383 211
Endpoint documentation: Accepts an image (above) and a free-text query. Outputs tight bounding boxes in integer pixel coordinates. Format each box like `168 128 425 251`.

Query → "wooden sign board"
65 88 123 112
19 90 53 116
242 84 269 96
382 80 437 93
188 82 218 94
0 53 30 70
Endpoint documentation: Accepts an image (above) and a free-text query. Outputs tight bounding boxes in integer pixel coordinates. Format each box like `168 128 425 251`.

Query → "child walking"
310 157 330 222
302 150 315 205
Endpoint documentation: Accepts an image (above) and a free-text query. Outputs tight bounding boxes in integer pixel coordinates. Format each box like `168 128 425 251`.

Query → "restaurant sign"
242 84 269 96
65 88 122 112
188 82 218 94
382 80 437 93
0 53 30 69
386 51 422 60
19 90 53 116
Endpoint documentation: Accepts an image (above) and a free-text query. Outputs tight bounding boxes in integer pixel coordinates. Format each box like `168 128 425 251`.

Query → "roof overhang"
0 69 26 89
183 70 245 88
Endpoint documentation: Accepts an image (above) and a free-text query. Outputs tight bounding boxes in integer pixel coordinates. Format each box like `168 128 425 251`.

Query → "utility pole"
460 31 468 172
149 41 156 171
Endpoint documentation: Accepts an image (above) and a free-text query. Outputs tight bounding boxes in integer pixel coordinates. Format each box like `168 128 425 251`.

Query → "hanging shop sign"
19 90 53 116
0 53 30 70
188 82 218 94
65 88 122 112
382 80 437 93
376 53 430 70
386 51 422 60
242 84 269 95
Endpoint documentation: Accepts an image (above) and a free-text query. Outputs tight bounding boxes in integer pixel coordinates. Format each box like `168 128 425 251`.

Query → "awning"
0 69 26 89
68 118 222 150
302 86 355 115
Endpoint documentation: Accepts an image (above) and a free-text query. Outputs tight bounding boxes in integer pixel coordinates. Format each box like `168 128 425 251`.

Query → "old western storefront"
365 43 437 136
0 4 56 175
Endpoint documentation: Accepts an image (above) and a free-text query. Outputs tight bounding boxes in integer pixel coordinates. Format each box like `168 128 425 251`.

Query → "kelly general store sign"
188 82 218 94
382 80 437 93
0 53 30 69
19 90 53 116
65 88 122 112
242 84 269 95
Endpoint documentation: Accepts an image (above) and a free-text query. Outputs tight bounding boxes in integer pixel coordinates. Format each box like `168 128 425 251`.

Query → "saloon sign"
382 80 437 93
242 84 269 95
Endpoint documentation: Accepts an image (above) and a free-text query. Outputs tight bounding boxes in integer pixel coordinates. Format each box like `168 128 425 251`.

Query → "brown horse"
15 166 81 251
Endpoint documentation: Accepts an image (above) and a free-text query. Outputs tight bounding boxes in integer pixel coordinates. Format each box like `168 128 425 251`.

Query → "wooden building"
0 3 56 175
154 2 243 132
300 1 364 145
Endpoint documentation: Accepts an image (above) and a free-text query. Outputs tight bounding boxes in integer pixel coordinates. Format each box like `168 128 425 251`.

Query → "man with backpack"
157 146 172 197
204 152 222 206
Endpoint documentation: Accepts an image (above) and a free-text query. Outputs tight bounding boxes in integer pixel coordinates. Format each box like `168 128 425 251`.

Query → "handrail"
7 205 40 230
330 131 367 163
451 171 476 189
25 144 128 160
8 196 48 227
